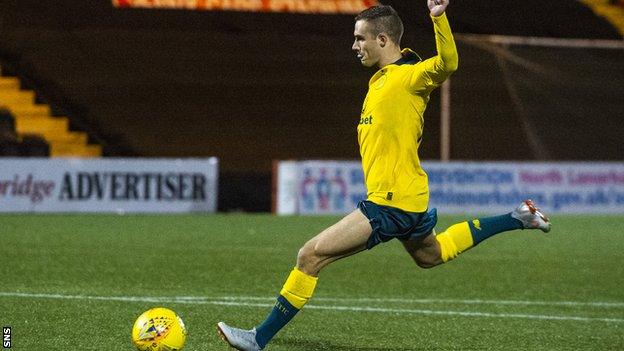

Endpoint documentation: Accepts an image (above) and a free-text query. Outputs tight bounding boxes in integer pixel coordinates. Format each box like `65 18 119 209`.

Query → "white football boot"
217 322 262 351
511 199 551 233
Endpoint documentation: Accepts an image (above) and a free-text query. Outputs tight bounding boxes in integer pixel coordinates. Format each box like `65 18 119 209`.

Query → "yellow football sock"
435 222 475 262
279 267 318 309
256 268 318 347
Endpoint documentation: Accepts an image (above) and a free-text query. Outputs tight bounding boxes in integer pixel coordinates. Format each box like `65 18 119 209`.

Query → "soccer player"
217 1 551 350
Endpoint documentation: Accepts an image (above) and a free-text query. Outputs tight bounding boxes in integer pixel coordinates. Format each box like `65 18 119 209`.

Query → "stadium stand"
0 67 100 157
19 134 50 157
0 108 19 156
581 0 624 36
0 107 50 156
0 107 17 138
0 0 621 210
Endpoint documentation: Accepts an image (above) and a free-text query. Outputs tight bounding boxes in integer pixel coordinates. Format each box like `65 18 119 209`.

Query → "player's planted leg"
217 209 372 350
217 322 261 351
254 267 318 348
216 266 317 351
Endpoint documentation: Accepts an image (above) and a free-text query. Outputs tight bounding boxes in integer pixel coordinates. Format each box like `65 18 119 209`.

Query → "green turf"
1 214 623 350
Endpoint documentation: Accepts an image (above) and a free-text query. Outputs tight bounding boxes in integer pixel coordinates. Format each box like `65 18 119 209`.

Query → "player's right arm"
408 0 458 93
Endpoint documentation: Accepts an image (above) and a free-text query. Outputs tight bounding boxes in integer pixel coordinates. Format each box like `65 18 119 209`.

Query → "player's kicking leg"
402 199 551 267
217 209 373 350
511 199 551 233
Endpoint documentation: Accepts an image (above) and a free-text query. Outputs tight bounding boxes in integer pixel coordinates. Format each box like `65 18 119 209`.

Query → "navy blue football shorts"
357 200 438 250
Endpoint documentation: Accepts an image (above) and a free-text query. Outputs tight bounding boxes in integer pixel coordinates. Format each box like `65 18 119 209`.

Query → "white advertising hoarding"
0 158 218 213
274 160 624 215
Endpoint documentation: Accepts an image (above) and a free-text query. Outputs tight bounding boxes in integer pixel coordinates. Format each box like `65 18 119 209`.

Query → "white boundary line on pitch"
4 292 624 308
1 292 623 324
203 295 624 308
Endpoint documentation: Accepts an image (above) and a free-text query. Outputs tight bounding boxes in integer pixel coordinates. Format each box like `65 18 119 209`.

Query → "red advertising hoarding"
112 0 379 14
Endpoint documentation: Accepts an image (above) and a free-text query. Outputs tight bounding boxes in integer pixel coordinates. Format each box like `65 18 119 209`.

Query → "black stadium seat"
19 134 50 157
0 138 20 156
0 108 50 156
0 107 18 146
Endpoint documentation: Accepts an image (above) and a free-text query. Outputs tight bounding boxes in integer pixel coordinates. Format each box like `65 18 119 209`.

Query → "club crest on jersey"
374 74 387 89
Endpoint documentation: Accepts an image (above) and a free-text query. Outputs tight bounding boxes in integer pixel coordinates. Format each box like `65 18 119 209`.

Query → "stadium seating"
0 107 48 156
0 0 621 210
0 67 101 157
581 0 624 36
19 134 50 156
0 0 619 165
0 109 19 156
0 107 17 137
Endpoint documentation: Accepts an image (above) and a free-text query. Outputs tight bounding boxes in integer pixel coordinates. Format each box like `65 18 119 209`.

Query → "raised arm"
409 0 458 92
428 0 448 17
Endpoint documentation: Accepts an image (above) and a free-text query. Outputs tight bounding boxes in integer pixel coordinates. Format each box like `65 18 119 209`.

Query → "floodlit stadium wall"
273 160 624 215
0 158 218 213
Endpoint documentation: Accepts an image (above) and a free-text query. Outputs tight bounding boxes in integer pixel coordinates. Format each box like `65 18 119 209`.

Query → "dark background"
0 0 622 211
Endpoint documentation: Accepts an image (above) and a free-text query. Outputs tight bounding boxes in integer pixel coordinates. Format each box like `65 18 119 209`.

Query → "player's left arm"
409 0 458 92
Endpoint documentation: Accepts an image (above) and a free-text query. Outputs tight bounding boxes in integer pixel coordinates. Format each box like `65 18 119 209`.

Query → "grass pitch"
1 214 623 350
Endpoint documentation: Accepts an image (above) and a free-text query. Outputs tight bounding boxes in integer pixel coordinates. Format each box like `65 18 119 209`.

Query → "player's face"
352 20 381 68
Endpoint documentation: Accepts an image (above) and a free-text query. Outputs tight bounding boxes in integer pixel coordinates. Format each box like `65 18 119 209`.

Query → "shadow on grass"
273 338 426 351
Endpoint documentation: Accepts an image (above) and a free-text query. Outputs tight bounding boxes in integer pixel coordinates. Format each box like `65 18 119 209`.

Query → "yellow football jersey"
357 13 458 212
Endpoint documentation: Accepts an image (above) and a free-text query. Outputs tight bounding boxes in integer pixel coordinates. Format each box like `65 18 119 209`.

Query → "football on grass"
132 307 187 351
